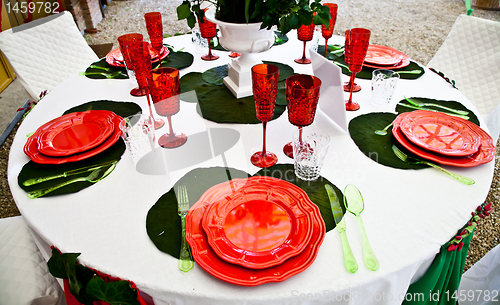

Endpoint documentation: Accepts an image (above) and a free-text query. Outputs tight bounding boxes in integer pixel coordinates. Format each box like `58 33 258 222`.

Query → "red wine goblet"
344 28 371 111
295 21 316 64
145 12 164 60
343 30 361 93
250 63 280 168
147 67 187 148
126 41 165 129
283 74 322 158
322 3 338 58
118 33 143 93
198 13 219 61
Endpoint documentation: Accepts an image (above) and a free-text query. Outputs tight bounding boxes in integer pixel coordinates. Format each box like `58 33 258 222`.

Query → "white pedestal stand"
205 10 275 98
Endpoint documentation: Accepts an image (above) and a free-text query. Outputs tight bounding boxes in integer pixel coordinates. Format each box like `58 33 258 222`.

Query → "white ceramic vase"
205 10 275 98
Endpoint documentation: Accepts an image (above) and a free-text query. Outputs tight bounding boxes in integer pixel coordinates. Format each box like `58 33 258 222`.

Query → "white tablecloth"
7 32 495 305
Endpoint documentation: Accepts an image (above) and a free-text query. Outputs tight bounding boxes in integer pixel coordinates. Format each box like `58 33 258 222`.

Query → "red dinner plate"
36 110 115 157
399 110 481 156
24 112 122 164
392 111 495 167
363 44 410 69
185 176 325 286
202 176 313 269
105 46 169 67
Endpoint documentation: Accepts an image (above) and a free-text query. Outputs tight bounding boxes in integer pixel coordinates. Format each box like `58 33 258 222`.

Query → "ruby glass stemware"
126 41 165 129
295 22 316 64
147 67 187 148
344 28 371 111
250 64 280 168
118 33 143 92
145 12 164 60
198 13 219 61
283 74 322 158
322 3 338 58
343 30 361 93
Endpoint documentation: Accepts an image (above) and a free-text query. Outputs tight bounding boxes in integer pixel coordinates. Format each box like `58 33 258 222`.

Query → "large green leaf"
349 112 427 169
158 51 194 70
255 163 341 232
179 72 214 103
202 65 228 85
146 167 250 258
319 51 425 80
395 97 480 126
197 86 286 124
84 59 128 79
86 277 140 305
63 100 142 118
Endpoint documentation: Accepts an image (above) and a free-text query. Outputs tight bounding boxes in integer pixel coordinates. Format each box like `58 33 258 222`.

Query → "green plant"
176 0 331 35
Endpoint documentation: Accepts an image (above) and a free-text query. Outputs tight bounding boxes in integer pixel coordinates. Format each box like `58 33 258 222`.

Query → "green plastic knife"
325 184 358 273
23 160 118 186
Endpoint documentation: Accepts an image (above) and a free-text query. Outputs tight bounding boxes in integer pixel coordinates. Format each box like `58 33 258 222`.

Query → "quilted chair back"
0 11 99 101
427 15 500 121
0 216 66 305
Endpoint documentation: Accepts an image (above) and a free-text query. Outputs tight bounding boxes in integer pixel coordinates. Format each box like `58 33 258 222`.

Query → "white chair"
0 11 99 101
0 216 66 305
458 244 500 305
427 14 500 139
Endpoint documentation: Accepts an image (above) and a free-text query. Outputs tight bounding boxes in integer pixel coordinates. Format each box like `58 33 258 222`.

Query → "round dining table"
7 31 495 305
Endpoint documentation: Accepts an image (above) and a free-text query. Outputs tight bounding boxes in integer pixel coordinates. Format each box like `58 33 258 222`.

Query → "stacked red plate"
24 110 122 164
392 110 495 167
105 46 170 67
185 176 325 286
363 44 411 69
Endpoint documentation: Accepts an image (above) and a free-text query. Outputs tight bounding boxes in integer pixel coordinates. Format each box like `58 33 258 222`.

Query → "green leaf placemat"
84 46 194 79
255 163 343 232
180 61 294 123
63 100 142 118
18 140 126 197
146 167 250 259
84 58 128 79
18 101 142 197
197 87 286 124
349 97 479 169
157 51 194 70
349 112 427 169
317 51 425 80
146 165 342 259
395 97 480 126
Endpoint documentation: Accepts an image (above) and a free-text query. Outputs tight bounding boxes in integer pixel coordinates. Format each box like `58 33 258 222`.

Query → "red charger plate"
392 111 495 167
185 176 325 286
201 176 313 269
105 46 169 68
36 111 116 157
363 45 410 69
24 111 122 164
399 110 481 156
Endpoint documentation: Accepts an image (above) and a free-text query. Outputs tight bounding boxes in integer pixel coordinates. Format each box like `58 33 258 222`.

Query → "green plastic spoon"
343 184 380 271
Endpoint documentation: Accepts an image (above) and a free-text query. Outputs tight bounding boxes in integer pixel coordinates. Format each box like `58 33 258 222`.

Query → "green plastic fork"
404 96 469 116
392 145 475 185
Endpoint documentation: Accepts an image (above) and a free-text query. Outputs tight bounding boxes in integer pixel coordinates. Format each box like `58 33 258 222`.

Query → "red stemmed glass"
126 41 165 129
295 21 315 64
250 64 280 168
322 3 338 58
118 33 143 93
343 30 361 93
147 67 187 148
344 28 371 111
198 13 219 61
145 12 164 60
283 74 322 158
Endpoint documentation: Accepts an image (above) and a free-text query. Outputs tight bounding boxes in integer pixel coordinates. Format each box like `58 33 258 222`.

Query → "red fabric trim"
24 0 33 23
57 0 63 12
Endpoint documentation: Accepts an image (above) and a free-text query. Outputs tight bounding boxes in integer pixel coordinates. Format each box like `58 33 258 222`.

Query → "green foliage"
176 0 330 35
47 248 140 305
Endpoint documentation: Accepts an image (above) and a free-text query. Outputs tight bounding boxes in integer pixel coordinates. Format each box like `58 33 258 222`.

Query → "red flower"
457 241 464 251
448 244 458 251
